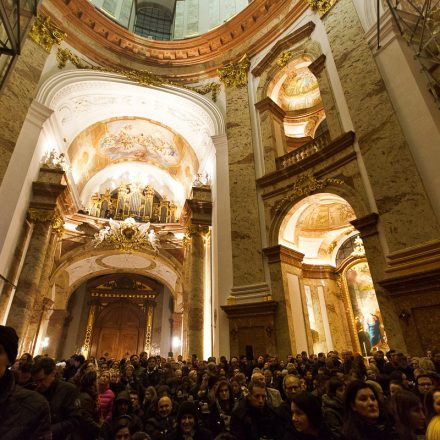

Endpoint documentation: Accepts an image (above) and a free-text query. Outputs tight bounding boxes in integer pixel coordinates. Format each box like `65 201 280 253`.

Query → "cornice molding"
252 21 316 77
263 244 305 267
221 300 278 317
302 263 336 279
255 97 286 120
350 213 379 238
308 54 326 76
42 0 309 77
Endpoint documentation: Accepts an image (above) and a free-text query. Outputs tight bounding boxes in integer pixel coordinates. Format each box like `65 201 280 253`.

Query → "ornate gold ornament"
56 48 220 102
276 51 295 68
81 305 95 356
273 174 344 214
186 224 210 237
51 213 65 237
29 15 66 52
306 0 339 16
28 208 55 223
351 235 366 258
218 54 251 88
93 217 161 252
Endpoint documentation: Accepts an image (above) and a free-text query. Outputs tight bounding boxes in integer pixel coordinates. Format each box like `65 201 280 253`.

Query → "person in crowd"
289 391 332 439
425 389 440 422
251 370 283 407
230 380 284 439
278 374 302 426
321 376 345 439
208 379 235 436
388 390 425 440
144 395 177 438
0 325 51 440
165 401 213 440
389 379 404 396
143 385 158 418
342 380 397 440
31 356 82 440
99 370 116 422
76 369 101 440
417 374 435 397
144 356 162 388
427 415 440 440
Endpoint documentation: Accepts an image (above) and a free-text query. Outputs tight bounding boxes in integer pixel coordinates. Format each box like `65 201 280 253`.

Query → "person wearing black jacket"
230 381 284 440
208 379 235 436
32 356 82 440
0 325 51 440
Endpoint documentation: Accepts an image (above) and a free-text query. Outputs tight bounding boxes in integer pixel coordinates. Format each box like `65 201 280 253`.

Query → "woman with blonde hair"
427 415 440 440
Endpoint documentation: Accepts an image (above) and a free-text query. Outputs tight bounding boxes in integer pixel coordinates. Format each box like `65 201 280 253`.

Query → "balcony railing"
276 130 331 169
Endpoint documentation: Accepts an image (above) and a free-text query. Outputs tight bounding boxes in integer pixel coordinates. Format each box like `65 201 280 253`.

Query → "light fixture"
172 336 181 349
41 337 50 348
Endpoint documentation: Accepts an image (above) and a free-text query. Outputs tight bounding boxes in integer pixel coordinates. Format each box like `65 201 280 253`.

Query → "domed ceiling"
67 116 198 209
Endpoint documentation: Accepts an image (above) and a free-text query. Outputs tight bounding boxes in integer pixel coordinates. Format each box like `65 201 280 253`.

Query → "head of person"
291 392 324 436
424 390 440 420
426 415 440 440
177 401 198 435
125 364 135 377
250 371 265 387
112 416 133 440
116 392 131 415
389 390 425 438
79 370 98 394
130 391 140 410
418 374 435 395
99 370 110 389
215 379 232 403
327 376 345 402
144 386 157 403
147 356 156 370
263 369 273 386
344 380 380 424
31 357 57 392
389 379 404 396
247 381 267 410
283 374 301 400
0 325 18 377
157 396 173 418
129 355 139 368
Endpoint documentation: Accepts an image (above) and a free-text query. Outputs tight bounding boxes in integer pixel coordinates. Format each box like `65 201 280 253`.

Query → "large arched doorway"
278 193 389 356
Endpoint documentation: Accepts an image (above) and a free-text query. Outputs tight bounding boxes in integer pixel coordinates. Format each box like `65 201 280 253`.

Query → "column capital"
181 188 212 227
218 54 250 88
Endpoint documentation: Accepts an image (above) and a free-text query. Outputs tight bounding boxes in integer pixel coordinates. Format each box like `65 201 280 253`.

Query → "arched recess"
49 245 183 311
270 192 387 356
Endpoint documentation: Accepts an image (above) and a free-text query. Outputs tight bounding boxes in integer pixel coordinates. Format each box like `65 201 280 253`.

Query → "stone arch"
50 245 183 310
256 39 324 103
268 183 369 248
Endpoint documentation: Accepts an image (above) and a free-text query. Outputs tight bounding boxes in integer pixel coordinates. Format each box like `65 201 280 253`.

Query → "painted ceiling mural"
68 117 198 195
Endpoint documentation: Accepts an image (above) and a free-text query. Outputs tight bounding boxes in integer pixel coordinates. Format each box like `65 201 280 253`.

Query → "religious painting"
343 260 389 355
67 116 198 195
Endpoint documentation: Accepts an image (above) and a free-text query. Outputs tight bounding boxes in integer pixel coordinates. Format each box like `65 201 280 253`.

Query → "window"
335 234 359 267
134 4 172 40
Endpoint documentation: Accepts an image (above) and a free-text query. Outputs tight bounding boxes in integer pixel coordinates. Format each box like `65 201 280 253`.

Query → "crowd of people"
1 325 440 440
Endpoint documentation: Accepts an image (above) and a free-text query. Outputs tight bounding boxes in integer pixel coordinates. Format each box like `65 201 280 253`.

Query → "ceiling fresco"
67 116 199 197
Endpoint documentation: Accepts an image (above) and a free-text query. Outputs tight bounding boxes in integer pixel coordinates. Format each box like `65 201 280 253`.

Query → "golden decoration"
276 51 295 68
93 217 160 252
56 48 220 102
28 208 55 223
306 0 339 16
29 15 66 52
186 224 210 237
273 174 344 214
81 305 96 356
218 54 251 88
144 305 154 354
51 213 65 237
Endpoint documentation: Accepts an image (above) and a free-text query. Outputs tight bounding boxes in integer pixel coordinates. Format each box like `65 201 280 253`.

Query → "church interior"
0 0 439 362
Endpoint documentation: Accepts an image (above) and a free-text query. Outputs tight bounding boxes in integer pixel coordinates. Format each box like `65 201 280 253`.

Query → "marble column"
255 97 287 174
263 245 313 358
223 84 266 290
308 54 343 140
0 220 33 324
44 309 69 359
21 232 59 353
0 35 50 184
185 225 208 359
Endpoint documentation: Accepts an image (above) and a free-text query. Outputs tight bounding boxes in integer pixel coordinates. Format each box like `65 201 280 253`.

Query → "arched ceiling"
37 70 223 212
279 193 357 265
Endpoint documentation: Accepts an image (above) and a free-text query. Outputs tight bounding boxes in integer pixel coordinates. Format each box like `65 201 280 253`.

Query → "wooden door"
92 301 145 359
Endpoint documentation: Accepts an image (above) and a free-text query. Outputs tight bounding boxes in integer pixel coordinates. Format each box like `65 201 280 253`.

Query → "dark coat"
73 391 101 440
164 426 213 440
42 378 82 440
321 394 343 439
230 397 285 440
145 414 177 439
0 369 51 440
208 400 233 437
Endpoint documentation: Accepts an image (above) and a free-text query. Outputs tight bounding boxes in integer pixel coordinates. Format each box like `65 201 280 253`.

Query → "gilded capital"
186 224 210 239
29 15 66 53
218 55 251 88
28 208 55 223
306 0 339 16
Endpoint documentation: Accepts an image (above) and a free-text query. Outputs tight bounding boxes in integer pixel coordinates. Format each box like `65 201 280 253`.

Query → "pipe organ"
88 183 177 223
